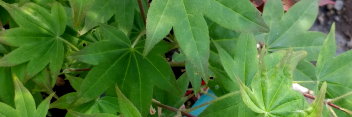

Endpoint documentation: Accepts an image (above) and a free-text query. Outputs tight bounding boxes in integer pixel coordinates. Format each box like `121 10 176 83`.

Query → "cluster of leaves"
0 0 351 116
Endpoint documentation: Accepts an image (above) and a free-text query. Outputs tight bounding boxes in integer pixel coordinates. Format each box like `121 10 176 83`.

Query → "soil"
311 0 352 54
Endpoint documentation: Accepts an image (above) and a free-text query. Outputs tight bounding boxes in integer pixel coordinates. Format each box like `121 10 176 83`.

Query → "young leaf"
307 82 327 117
115 85 142 117
240 51 308 116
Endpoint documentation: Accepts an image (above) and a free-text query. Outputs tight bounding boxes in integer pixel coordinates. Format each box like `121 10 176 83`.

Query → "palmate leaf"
145 0 267 91
239 50 308 116
72 25 181 116
264 0 323 61
0 2 67 78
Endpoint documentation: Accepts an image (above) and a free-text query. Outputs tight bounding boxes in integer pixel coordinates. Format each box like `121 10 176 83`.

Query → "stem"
188 91 240 112
169 62 185 67
131 30 146 48
136 0 146 24
152 99 195 117
58 37 79 51
330 91 352 102
303 93 352 114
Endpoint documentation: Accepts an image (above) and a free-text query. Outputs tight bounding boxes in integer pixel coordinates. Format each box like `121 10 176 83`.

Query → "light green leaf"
240 51 308 116
233 33 258 85
213 33 258 86
307 82 327 117
0 102 18 117
263 0 284 27
316 23 336 77
35 93 54 117
115 85 142 117
266 0 319 47
13 75 36 117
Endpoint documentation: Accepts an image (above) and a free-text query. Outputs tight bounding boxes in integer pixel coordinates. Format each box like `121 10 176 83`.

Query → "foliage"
0 0 351 116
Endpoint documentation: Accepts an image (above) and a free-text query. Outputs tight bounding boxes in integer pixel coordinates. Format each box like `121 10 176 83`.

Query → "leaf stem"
136 0 146 24
152 99 195 117
131 30 146 48
58 37 79 51
169 62 185 67
330 91 352 102
187 91 240 112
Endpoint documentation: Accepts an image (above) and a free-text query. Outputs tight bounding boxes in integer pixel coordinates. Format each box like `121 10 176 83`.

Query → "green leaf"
269 32 325 61
115 0 136 35
266 0 319 48
240 51 308 116
115 85 142 117
0 67 14 106
35 93 54 117
316 23 336 77
79 0 117 35
307 82 327 117
50 92 79 109
200 92 258 117
145 0 268 85
69 0 94 29
0 102 18 117
13 75 36 117
204 0 268 32
213 33 258 86
263 0 284 27
74 26 179 116
0 2 68 77
66 111 119 117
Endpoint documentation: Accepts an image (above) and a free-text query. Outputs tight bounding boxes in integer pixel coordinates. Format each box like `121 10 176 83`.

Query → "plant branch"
152 99 195 117
169 62 185 67
136 0 146 24
330 91 352 102
303 93 352 114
